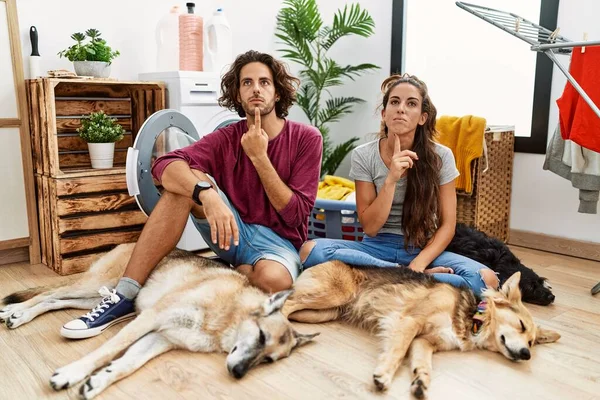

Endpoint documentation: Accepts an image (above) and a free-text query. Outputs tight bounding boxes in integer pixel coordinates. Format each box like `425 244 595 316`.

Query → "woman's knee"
300 239 332 267
299 240 317 263
480 268 499 289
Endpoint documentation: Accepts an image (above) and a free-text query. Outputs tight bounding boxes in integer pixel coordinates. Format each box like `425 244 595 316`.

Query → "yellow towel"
436 115 486 193
317 175 355 200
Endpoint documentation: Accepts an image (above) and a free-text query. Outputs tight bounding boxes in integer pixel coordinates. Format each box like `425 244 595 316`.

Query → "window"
391 0 560 153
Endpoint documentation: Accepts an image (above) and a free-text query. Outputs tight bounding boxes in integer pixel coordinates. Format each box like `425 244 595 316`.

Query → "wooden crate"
456 129 515 242
35 171 147 275
26 78 165 177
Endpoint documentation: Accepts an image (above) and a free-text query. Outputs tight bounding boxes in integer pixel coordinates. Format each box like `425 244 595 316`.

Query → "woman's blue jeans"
302 233 495 297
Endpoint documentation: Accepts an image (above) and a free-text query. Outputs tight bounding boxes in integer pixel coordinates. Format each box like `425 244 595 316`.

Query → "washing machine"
127 71 241 251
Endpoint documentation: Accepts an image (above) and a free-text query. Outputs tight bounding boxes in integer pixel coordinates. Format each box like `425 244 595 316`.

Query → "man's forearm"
250 155 293 212
160 160 212 198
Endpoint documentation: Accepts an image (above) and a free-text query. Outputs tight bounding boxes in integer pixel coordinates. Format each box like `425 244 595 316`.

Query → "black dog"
447 224 555 306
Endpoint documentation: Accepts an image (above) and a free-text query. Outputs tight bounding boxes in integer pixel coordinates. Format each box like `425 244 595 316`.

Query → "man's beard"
242 98 276 117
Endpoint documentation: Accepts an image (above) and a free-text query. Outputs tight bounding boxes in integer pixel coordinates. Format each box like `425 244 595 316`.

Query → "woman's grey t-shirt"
349 139 459 236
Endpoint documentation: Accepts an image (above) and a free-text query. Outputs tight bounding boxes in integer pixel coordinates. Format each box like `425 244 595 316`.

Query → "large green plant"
276 0 379 176
58 29 120 63
78 111 125 143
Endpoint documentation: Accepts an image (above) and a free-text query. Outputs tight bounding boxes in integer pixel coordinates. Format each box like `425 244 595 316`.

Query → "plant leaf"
71 32 86 42
318 97 365 126
323 3 375 50
322 137 361 176
275 0 321 67
296 84 319 124
339 63 380 81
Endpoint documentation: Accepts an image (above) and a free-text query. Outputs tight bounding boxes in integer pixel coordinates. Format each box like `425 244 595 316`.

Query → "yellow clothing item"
317 175 355 200
436 115 486 193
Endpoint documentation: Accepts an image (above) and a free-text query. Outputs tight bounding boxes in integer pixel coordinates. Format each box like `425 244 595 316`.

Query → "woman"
300 74 498 296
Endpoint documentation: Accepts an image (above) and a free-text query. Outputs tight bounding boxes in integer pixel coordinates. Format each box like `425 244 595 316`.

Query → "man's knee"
480 268 499 289
251 260 293 293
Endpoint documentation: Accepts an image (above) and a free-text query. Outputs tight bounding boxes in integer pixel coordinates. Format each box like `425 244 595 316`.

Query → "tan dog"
0 244 318 399
282 261 560 399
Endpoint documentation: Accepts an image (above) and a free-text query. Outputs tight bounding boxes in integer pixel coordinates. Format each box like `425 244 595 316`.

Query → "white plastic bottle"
205 8 233 76
155 6 181 71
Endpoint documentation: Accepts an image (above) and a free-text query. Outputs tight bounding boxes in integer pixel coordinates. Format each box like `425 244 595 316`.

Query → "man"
61 50 323 339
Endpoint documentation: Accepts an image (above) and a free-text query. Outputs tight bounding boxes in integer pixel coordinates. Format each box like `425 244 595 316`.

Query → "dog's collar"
471 300 487 336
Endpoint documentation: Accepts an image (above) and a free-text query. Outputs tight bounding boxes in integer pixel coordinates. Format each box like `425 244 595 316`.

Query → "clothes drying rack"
456 1 600 120
456 2 600 296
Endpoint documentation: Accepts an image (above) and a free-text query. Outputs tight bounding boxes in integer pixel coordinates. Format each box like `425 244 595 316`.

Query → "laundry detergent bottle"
179 2 204 71
155 5 181 71
205 8 233 75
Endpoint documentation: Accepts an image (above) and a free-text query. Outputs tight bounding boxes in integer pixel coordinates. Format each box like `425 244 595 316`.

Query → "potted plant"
77 111 125 168
275 0 379 176
58 29 120 78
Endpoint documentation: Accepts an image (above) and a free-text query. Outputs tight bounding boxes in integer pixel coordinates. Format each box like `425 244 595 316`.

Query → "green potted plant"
58 29 120 78
77 111 125 168
275 0 379 176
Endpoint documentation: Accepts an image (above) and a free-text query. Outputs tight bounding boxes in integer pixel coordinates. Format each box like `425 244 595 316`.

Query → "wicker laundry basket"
456 128 515 242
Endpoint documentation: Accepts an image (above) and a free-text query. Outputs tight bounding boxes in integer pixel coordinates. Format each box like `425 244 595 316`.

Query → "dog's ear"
293 330 320 349
500 272 522 303
535 325 561 344
261 289 294 316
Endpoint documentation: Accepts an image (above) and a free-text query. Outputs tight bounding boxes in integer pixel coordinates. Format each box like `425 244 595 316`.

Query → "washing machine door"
126 109 199 217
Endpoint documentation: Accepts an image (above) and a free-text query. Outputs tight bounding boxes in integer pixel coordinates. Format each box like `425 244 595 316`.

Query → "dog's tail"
2 286 47 305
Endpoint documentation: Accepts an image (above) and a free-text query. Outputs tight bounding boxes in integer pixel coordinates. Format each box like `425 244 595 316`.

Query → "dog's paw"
6 312 31 329
410 377 428 399
78 368 113 400
0 305 18 323
373 373 392 392
78 376 101 400
50 365 88 391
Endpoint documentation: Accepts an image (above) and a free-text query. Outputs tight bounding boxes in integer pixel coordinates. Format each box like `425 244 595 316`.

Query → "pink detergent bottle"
179 2 204 71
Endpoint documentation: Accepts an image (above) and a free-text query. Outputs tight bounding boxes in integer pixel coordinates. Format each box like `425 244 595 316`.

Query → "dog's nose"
230 364 246 379
519 348 531 360
547 294 555 303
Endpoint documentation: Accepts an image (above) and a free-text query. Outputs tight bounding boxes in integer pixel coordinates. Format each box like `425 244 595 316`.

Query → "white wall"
510 0 600 243
16 0 391 164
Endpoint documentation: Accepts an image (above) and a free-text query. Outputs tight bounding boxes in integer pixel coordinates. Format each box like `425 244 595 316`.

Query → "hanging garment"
543 124 600 214
556 46 600 153
436 115 486 194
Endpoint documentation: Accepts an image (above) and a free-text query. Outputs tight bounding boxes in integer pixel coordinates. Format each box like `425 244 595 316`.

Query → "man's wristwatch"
192 181 213 205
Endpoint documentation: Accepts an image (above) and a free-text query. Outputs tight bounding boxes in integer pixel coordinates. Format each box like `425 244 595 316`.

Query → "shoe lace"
82 287 121 322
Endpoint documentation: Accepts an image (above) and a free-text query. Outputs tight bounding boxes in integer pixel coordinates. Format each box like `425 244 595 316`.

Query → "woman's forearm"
409 222 455 271
359 179 397 236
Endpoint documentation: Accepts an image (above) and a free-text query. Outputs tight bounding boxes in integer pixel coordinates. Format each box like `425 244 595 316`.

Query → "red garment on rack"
556 46 600 153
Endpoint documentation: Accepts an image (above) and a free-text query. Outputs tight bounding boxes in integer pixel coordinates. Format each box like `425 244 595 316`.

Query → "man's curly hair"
218 50 299 118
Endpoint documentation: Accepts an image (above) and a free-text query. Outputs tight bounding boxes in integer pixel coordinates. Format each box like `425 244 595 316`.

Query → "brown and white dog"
282 261 561 399
0 244 318 399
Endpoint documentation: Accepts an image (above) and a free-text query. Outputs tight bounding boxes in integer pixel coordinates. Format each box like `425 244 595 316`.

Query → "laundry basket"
308 199 363 241
455 128 515 242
